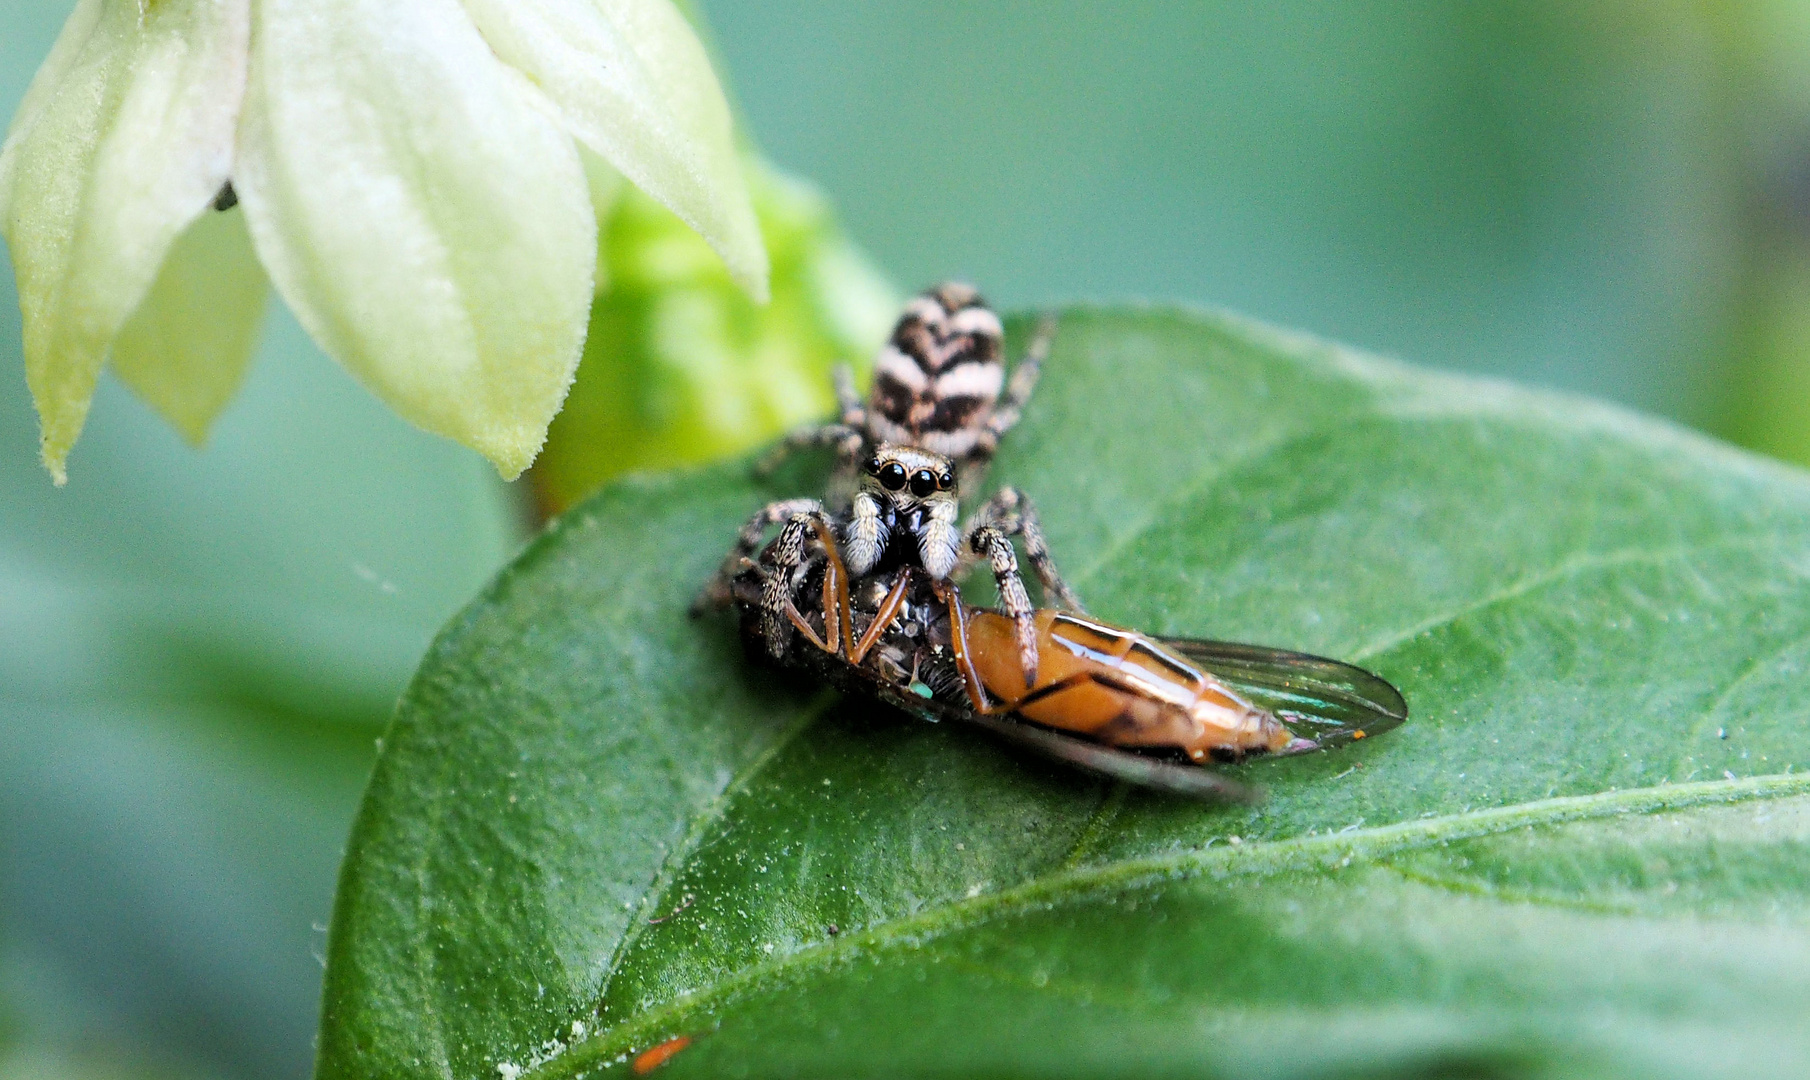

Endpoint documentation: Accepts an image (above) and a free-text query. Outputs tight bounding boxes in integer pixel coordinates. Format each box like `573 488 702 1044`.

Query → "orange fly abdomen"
964 609 1130 733
964 609 1296 759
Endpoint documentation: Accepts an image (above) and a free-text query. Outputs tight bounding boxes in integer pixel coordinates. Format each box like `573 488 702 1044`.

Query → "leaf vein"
591 692 836 1012
545 772 1810 1077
1676 627 1810 768
1378 862 1648 918
1347 534 1789 662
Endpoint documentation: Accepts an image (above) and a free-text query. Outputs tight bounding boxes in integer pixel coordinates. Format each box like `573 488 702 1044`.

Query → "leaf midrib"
589 694 836 1014
534 771 1810 1079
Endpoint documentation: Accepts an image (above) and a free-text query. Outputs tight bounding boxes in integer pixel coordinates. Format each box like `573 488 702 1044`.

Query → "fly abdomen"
964 608 1300 760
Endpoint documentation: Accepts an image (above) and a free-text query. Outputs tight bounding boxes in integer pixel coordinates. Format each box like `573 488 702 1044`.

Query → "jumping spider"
693 284 1081 683
697 287 1408 796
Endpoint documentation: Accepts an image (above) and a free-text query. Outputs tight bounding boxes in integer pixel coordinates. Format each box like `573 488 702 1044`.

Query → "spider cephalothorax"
845 444 960 578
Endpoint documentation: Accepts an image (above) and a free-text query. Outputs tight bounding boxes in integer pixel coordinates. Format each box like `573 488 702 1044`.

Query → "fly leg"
691 497 827 617
739 514 859 660
935 578 1102 718
935 578 999 715
769 521 912 665
849 567 914 664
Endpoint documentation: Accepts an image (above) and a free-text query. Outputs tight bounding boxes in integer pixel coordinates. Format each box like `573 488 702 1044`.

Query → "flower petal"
235 0 597 479
111 206 268 445
461 0 769 301
0 0 250 483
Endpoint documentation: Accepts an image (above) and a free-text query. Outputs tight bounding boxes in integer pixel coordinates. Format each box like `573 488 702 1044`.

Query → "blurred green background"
4 1 1809 1078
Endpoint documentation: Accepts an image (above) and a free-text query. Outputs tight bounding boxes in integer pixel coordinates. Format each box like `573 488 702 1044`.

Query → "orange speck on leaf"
1351 730 1367 739
633 1036 691 1075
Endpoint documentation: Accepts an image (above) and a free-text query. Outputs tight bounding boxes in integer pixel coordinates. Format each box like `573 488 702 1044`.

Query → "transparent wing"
954 709 1262 802
1163 638 1407 754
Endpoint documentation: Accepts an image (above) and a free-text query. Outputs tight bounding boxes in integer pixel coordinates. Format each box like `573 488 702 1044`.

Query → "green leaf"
318 307 1810 1080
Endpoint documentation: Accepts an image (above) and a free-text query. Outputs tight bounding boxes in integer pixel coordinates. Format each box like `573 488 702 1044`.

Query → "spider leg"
967 313 1057 475
753 423 866 478
833 364 866 427
959 486 1082 687
691 496 826 615
755 506 846 659
963 520 1040 688
751 363 873 478
963 486 1083 612
986 313 1056 441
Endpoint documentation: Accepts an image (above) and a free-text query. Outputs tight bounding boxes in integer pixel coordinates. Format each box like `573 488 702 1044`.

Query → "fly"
726 511 1405 801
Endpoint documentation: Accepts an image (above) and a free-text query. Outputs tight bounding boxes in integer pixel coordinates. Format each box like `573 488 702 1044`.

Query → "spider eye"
865 456 883 475
909 470 938 498
878 462 907 490
938 471 954 491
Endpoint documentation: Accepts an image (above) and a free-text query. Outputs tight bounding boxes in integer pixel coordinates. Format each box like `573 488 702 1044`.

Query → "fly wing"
1163 638 1407 754
956 710 1263 803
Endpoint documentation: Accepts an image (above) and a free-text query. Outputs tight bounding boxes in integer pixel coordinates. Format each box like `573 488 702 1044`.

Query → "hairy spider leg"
691 497 827 615
963 485 1083 610
958 485 1083 685
755 506 845 657
963 313 1058 491
833 364 865 426
751 365 871 486
754 421 866 478
966 523 1039 688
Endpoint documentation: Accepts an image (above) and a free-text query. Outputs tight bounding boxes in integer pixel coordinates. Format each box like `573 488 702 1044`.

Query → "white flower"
0 0 767 483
